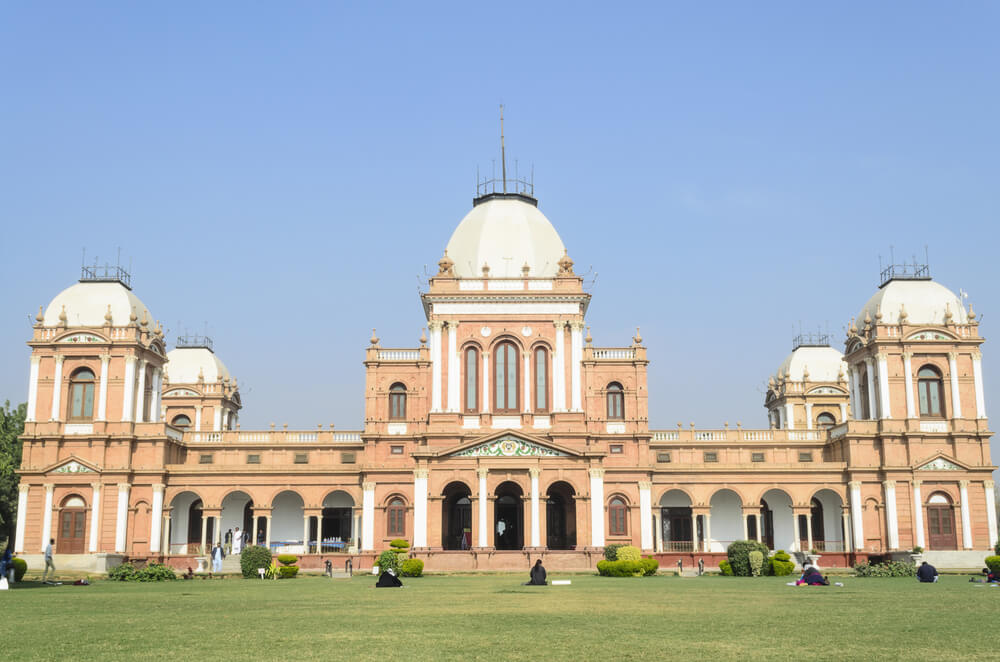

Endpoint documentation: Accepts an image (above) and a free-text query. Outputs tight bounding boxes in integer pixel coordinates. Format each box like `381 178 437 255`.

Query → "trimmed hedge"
616 545 641 561
770 550 795 576
390 539 410 552
603 544 625 562
277 554 298 566
748 551 764 577
108 563 138 581
278 566 299 578
726 540 770 577
108 562 176 581
240 545 273 578
985 555 1000 575
718 560 733 576
597 558 658 577
377 550 401 576
11 557 27 582
853 561 917 577
401 559 424 577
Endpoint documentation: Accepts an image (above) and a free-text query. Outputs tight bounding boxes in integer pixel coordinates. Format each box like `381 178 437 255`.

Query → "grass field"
4 572 999 661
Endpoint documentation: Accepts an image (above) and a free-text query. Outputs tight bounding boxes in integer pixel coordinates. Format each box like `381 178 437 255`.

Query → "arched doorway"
221 491 254 550
709 489 743 553
167 491 201 554
272 491 305 554
442 482 473 550
546 482 577 550
187 499 212 552
811 489 845 551
322 491 354 552
494 481 524 550
926 493 957 550
797 498 825 551
57 495 87 554
760 489 794 551
659 490 693 552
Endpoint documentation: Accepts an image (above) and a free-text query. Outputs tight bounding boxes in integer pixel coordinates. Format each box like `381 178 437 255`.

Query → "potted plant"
909 546 924 564
806 549 822 567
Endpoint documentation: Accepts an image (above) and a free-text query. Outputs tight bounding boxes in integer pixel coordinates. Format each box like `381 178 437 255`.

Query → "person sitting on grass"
796 564 829 586
970 568 998 583
375 568 403 588
917 561 939 583
525 559 547 586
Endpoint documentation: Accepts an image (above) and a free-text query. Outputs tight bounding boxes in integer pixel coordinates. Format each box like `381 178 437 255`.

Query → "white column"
302 515 309 550
784 403 794 430
251 513 259 549
413 469 428 548
200 514 207 553
704 513 712 553
903 353 916 418
883 481 899 550
529 468 540 547
741 512 749 540
362 481 375 551
570 322 583 412
481 352 490 412
654 511 663 552
162 515 171 554
806 513 814 551
150 484 164 554
88 483 102 553
948 353 962 418
26 355 40 422
477 469 488 548
842 509 853 552
150 368 162 423
50 355 64 421
985 480 998 547
775 407 782 430
96 354 110 421
972 352 986 419
430 322 442 413
523 351 532 413
589 469 605 547
959 480 973 549
639 481 652 552
877 353 891 419
447 322 460 412
213 406 222 432
134 360 147 423
847 368 858 420
849 481 864 551
792 512 801 552
852 367 864 419
115 483 131 553
41 483 54 551
265 515 272 549
805 403 813 430
865 358 877 419
912 481 925 549
839 402 847 423
553 322 566 412
15 484 29 553
194 406 202 432
121 356 137 422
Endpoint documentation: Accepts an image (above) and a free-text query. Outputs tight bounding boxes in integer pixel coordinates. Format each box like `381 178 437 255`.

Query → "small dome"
445 196 566 278
776 346 846 383
43 281 152 328
165 347 231 384
858 279 967 326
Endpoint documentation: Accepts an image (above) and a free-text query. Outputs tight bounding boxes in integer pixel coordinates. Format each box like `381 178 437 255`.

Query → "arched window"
387 497 406 537
534 347 549 413
918 366 944 417
607 382 624 420
493 341 519 413
816 412 836 429
389 383 406 420
464 347 479 413
858 366 871 419
171 414 192 429
69 368 96 420
609 497 627 536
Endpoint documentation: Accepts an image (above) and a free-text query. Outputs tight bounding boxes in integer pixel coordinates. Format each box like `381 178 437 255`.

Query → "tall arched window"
494 341 519 413
69 368 96 420
171 414 192 429
858 366 871 419
387 497 406 537
609 497 627 536
816 412 836 429
607 382 624 420
534 347 549 413
464 347 479 413
389 383 407 420
918 366 944 417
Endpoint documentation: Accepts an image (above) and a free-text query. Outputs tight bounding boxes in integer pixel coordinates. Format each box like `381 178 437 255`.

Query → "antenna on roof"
500 104 507 194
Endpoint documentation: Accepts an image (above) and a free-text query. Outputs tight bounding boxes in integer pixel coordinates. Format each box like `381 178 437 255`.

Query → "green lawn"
5 572 999 661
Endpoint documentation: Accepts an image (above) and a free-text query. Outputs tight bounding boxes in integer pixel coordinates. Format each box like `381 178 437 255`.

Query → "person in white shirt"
42 538 55 583
232 527 242 554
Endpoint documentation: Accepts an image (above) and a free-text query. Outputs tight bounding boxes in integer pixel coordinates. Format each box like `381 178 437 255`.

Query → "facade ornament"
557 251 575 275
632 327 642 345
370 328 380 346
129 308 138 326
802 365 810 381
197 367 204 383
58 305 68 327
874 306 883 323
105 305 113 324
899 303 908 323
481 262 490 278
968 303 976 321
585 326 592 346
419 327 427 347
140 310 149 328
863 310 871 331
521 262 530 277
437 251 454 276
944 303 953 323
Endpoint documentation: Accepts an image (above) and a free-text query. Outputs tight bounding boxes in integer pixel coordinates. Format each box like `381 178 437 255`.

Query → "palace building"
12 184 998 572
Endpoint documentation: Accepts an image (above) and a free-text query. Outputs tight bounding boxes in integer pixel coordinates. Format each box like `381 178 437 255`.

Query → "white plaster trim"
462 416 480 429
88 484 101 553
533 415 551 429
491 416 522 429
884 482 899 550
949 354 962 418
606 422 626 434
985 483 998 548
478 471 488 547
362 484 375 551
413 473 428 548
590 472 605 547
530 471 540 547
115 484 130 553
913 483 925 549
959 482 973 549
973 355 986 419
15 485 28 553
387 422 408 435
903 354 916 418
432 302 581 316
877 355 892 419
41 485 54 552
26 356 40 423
639 483 652 551
64 423 93 435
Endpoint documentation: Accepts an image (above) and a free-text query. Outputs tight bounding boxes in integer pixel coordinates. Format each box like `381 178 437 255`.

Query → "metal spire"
500 104 507 193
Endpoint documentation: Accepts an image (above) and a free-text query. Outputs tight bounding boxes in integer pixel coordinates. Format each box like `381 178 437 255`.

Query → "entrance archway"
659 490 693 552
57 495 87 554
442 482 473 550
272 491 305 553
546 481 576 550
167 491 201 554
926 493 957 550
708 489 743 553
494 481 524 550
322 491 355 552
221 491 254 549
760 489 794 551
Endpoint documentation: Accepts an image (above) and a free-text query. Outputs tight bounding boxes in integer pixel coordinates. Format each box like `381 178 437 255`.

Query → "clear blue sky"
2 3 998 465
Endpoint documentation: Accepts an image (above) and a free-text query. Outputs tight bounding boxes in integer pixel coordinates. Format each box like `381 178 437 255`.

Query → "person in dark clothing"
970 567 998 583
796 565 829 586
525 559 547 586
917 561 939 583
376 569 403 587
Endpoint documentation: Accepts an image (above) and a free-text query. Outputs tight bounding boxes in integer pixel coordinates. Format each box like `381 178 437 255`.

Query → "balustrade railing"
185 430 363 444
592 348 635 360
377 349 420 361
649 428 830 443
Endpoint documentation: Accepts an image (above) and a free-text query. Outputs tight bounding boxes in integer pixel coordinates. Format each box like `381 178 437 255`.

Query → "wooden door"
58 509 86 553
926 505 957 550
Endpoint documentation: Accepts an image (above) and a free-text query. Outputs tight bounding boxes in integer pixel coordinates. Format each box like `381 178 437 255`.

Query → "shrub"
136 563 176 582
726 540 770 577
718 560 733 576
377 550 401 576
597 560 644 577
240 545 273 579
616 545 641 561
985 556 1000 575
770 550 795 577
853 561 917 577
603 544 625 562
11 557 27 582
390 539 410 552
108 563 138 581
911 546 924 554
276 554 298 566
748 551 764 577
401 559 424 577
639 557 658 576
278 566 299 579
995 539 1000 556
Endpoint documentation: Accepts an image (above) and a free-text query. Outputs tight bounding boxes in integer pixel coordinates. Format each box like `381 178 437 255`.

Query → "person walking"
211 543 224 573
232 527 242 554
224 528 233 555
42 538 55 583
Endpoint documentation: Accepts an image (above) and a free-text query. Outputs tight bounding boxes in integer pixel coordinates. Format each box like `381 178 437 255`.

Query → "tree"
0 401 27 550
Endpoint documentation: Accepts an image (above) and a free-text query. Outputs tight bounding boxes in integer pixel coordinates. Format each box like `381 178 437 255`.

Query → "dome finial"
632 326 642 345
129 307 138 326
968 303 976 320
419 327 427 347
899 303 908 323
521 262 531 277
944 302 953 322
370 328 380 346
802 364 810 381
874 305 882 322
557 250 574 275
481 262 490 278
585 326 592 346
437 250 454 276
58 305 67 327
35 306 44 324
104 304 113 324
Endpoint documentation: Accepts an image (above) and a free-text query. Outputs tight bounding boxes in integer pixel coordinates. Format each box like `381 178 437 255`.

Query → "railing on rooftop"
650 429 825 443
80 263 132 289
792 332 830 350
176 334 214 351
880 261 930 286
377 349 420 361
187 430 363 443
592 348 635 360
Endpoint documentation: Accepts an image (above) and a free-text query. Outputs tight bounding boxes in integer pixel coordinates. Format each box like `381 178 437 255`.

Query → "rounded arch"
545 480 577 550
606 492 632 507
543 476 583 496
220 490 254 542
271 490 305 548
760 488 794 551
807 485 847 504
459 339 485 353
494 481 524 550
320 490 356 551
657 487 693 507
442 481 472 550
389 382 407 420
442 480 473 497
68 366 97 420
166 490 203 553
816 412 837 428
489 475 528 495
488 333 526 353
60 493 87 508
218 487 257 505
606 382 625 419
708 489 743 552
528 338 554 352
170 413 192 429
926 491 953 505
381 492 410 508
321 488 358 507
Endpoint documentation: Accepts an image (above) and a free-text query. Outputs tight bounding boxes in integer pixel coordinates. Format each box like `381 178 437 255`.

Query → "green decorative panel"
453 435 565 457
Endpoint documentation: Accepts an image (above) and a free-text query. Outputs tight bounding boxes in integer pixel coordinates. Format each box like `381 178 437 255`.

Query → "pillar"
570 322 583 412
703 512 712 553
162 513 171 554
50 355 64 421
553 322 566 412
265 515 272 549
481 352 490 412
121 356 137 422
150 368 162 423
589 469 605 547
792 512 801 552
26 355 40 422
805 403 813 430
200 510 208 554
362 481 375 551
842 508 852 553
96 353 110 421
903 352 916 418
477 469 488 547
847 368 858 419
839 402 848 423
522 350 531 413
529 468 541 547
213 405 222 431
150 484 164 554
877 353 891 419
115 483 130 553
784 403 794 430
303 514 310 552
88 483 102 553
865 358 877 419
805 512 814 551
654 510 663 552
948 352 962 418
691 513 699 551
413 469 428 548
447 321 460 412
134 359 147 423
883 481 899 550
912 481 925 549
430 321 442 412
741 511 749 541
985 480 998 547
755 513 762 543
194 406 202 433
959 480 973 549
638 481 652 551
849 481 864 550
972 351 986 418
251 512 259 548
41 483 54 551
15 484 29 553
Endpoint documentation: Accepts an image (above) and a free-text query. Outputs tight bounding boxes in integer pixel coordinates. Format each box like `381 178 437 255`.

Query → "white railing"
593 348 635 360
377 349 420 361
186 430 363 443
694 431 727 441
527 281 553 290
288 432 318 442
458 280 484 290
488 280 523 290
332 432 362 442
810 541 845 553
238 432 271 442
650 429 830 444
651 431 679 441
742 430 773 441
660 541 695 552
788 430 821 441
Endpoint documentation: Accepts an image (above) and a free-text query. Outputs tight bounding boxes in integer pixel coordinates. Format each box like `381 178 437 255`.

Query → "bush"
390 539 410 552
727 540 770 577
401 559 424 577
597 560 645 577
985 556 1000 575
11 557 27 582
108 563 138 581
278 566 299 579
616 545 641 561
603 544 625 562
639 557 658 576
911 546 924 554
276 554 298 566
748 551 764 577
718 560 733 576
853 561 917 577
136 563 176 582
994 539 1000 556
377 550 401 576
768 550 795 576
240 545 273 579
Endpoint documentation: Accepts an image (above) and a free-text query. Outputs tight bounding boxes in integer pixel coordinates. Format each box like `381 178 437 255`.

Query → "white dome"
858 279 967 327
43 281 153 328
777 346 846 383
445 196 566 278
165 347 231 384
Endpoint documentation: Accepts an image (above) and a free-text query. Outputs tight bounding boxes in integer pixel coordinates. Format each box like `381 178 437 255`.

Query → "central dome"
445 195 566 278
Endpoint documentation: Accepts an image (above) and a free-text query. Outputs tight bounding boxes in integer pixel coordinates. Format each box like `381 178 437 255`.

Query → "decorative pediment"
907 330 955 341
165 388 199 397
452 434 568 458
50 459 98 474
917 457 962 471
807 386 845 395
57 332 105 344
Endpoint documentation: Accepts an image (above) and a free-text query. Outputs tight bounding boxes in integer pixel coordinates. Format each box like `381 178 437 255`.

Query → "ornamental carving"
917 457 962 471
908 331 951 341
59 333 103 344
453 435 566 458
165 389 198 397
54 461 95 474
